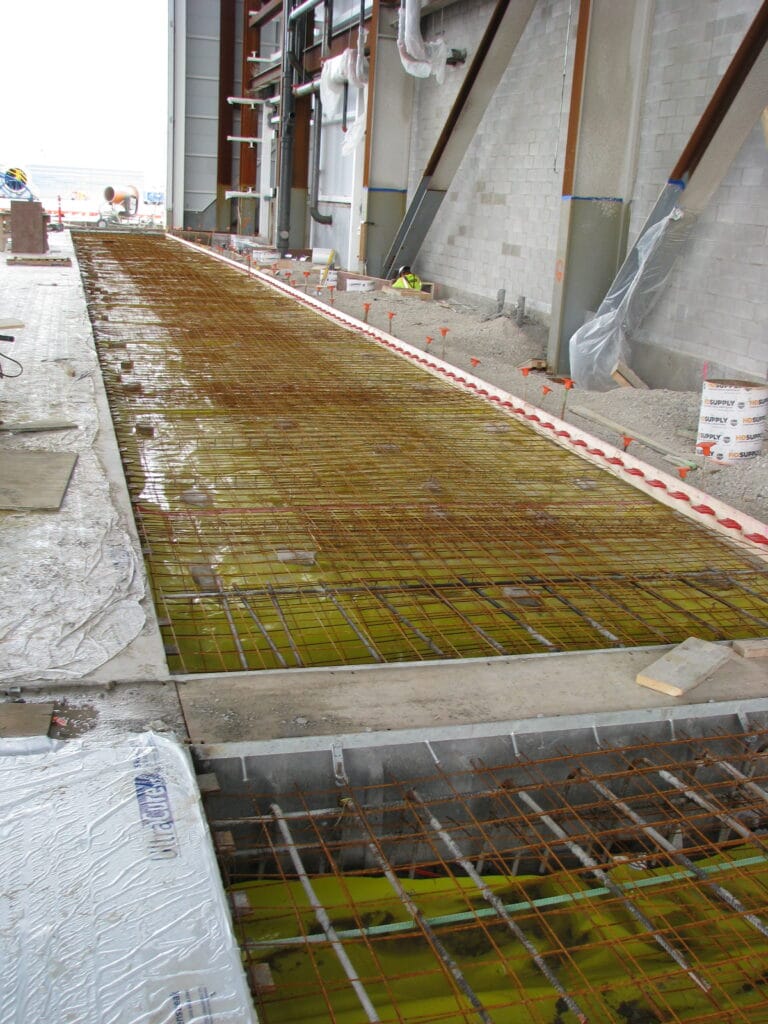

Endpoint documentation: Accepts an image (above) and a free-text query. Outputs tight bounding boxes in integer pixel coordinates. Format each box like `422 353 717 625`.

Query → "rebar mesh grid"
208 727 768 1023
74 233 768 673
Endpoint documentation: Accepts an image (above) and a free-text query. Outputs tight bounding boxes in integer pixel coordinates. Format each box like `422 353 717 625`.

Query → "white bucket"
697 379 768 463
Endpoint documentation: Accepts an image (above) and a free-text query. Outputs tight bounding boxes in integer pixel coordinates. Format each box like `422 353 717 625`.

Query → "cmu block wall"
411 0 577 313
406 0 766 385
629 0 767 385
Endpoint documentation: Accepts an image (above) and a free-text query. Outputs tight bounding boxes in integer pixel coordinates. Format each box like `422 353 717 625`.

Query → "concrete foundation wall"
628 0 767 387
410 0 577 314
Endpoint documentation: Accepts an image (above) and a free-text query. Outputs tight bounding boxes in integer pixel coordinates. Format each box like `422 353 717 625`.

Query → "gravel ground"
323 287 768 525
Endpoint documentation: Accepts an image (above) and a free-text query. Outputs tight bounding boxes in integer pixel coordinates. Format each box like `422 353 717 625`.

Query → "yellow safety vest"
393 273 422 291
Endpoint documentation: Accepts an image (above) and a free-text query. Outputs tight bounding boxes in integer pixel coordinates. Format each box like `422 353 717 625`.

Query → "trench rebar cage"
74 233 768 675
199 715 768 1023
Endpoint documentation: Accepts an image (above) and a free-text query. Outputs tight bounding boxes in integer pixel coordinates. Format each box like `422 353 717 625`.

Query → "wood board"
636 637 732 697
0 450 77 510
0 702 55 738
733 638 768 659
0 420 78 434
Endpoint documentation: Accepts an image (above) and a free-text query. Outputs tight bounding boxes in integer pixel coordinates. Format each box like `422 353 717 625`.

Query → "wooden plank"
0 318 25 330
214 830 236 854
570 405 696 468
381 284 433 301
611 361 649 389
196 771 221 794
733 637 768 658
636 637 732 697
0 451 77 510
7 256 72 267
0 702 55 738
0 420 78 434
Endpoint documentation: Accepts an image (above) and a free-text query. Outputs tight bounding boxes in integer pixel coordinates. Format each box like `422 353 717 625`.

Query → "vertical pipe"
310 93 333 224
277 0 296 254
169 0 187 229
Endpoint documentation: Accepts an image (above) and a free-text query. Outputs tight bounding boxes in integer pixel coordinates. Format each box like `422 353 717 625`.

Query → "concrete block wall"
411 0 577 312
403 0 765 385
629 0 767 386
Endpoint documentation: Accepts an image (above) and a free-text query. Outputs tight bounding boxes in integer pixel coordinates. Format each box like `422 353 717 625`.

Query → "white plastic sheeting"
398 0 448 82
569 183 693 391
0 235 148 683
319 45 368 122
0 731 257 1024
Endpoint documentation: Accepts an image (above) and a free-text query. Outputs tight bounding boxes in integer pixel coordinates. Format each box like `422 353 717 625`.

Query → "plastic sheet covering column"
569 182 693 390
0 731 257 1024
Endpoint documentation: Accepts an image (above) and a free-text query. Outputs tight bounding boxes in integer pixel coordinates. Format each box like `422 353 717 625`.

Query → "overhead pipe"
294 78 321 96
309 93 332 225
289 0 325 21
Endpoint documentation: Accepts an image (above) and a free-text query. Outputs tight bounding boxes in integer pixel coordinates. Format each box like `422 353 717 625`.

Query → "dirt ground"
317 286 768 525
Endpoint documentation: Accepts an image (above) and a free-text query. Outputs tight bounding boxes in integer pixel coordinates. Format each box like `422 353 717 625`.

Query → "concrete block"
636 638 733 697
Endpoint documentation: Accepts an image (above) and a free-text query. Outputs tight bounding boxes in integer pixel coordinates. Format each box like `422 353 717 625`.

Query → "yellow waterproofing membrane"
218 725 768 1023
74 234 768 675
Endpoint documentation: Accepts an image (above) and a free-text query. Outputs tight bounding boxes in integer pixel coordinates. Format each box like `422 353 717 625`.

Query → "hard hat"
398 265 410 275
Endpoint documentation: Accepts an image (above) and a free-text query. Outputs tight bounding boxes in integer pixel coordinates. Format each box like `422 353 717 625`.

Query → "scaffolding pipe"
653 764 768 853
353 804 494 1023
294 78 321 96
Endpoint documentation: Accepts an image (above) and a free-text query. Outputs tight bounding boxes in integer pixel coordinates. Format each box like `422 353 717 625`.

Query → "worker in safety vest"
392 265 422 291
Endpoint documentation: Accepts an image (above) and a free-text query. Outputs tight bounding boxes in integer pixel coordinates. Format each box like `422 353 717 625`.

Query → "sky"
1 0 168 186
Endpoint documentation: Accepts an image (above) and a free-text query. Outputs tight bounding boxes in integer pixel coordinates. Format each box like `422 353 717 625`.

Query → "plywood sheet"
636 637 732 697
0 702 54 738
0 450 77 510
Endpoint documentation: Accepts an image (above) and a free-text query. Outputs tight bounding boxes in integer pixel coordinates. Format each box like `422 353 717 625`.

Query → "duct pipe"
294 78 321 96
276 0 296 254
310 94 333 225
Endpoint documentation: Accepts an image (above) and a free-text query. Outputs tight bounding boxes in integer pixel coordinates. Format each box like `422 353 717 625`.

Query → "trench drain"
197 717 768 1023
